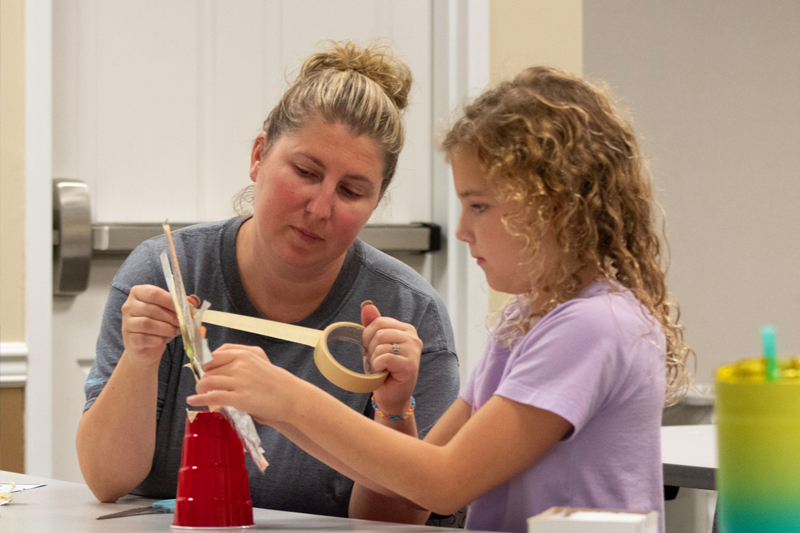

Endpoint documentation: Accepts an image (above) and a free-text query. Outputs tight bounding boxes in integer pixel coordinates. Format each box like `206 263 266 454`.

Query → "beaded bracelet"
371 395 415 421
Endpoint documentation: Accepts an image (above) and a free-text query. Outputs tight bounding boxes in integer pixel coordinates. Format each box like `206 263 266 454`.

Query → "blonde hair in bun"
262 40 412 196
300 40 412 112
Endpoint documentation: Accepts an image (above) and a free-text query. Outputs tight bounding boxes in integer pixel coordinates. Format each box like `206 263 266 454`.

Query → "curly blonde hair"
442 66 692 405
235 40 412 213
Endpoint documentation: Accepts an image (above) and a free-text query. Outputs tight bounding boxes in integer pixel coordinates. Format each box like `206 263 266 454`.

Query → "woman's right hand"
120 285 181 366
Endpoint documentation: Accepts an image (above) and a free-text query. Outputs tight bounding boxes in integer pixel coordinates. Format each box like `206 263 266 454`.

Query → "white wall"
584 0 800 386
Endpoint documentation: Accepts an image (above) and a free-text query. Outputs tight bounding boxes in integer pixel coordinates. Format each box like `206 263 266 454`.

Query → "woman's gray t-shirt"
84 217 459 517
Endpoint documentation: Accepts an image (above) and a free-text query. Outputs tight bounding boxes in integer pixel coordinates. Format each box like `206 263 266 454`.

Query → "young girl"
188 66 692 533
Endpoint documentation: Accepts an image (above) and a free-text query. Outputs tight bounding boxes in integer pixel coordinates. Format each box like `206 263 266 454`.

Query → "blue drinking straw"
761 325 780 382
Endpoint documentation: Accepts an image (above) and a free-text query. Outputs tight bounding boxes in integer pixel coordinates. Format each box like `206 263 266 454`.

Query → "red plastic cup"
172 411 254 529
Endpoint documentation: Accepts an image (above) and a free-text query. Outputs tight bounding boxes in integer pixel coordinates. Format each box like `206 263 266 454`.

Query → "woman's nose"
306 181 335 219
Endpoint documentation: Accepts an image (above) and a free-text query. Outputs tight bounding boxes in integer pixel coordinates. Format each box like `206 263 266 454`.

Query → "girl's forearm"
348 398 430 522
283 381 462 514
349 484 431 523
273 421 384 492
272 420 415 502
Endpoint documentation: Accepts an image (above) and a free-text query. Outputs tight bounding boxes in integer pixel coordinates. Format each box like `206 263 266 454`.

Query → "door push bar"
53 179 93 295
52 179 442 295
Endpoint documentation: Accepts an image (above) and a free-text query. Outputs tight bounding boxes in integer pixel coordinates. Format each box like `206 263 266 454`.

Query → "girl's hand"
187 344 298 425
121 285 181 366
360 301 421 418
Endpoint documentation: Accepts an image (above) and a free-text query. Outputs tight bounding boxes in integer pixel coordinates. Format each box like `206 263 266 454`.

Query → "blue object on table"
96 499 175 520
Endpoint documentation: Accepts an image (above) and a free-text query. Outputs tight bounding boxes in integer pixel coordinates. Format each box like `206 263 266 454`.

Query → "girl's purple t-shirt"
460 281 666 533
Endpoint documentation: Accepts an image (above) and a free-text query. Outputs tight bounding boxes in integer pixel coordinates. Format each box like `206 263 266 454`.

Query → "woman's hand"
360 301 421 418
121 285 181 366
187 344 299 425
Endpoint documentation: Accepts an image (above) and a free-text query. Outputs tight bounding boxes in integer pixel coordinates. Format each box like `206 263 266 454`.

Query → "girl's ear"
249 132 268 183
540 198 559 225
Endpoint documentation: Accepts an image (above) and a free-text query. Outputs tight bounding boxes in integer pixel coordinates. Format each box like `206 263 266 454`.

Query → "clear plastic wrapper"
160 224 267 473
197 322 268 473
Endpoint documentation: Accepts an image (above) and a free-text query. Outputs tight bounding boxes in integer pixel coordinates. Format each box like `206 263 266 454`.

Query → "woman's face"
452 151 533 295
248 118 384 274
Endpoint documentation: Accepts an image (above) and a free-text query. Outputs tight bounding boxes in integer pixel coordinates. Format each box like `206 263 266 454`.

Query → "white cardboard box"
528 507 658 533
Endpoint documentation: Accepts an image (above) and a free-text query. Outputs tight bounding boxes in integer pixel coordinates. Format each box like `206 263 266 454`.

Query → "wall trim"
0 342 28 387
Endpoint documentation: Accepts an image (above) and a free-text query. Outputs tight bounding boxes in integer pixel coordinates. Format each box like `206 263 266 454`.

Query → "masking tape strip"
204 309 321 347
202 310 388 393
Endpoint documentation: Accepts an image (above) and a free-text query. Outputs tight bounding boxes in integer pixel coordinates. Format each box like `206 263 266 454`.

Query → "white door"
32 0 490 481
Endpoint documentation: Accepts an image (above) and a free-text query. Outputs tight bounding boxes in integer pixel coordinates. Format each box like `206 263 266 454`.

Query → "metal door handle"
52 179 92 295
91 222 441 255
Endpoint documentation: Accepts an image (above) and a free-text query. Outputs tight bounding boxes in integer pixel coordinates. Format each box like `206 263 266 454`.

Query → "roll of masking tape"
202 309 388 393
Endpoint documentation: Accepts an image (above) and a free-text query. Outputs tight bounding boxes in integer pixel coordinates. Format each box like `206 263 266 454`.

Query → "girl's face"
452 151 533 295
248 118 384 274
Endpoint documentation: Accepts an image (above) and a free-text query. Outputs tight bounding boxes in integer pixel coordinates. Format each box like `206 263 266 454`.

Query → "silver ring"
391 343 401 355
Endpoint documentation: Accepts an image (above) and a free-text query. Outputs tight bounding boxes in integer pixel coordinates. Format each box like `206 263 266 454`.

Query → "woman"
76 41 459 524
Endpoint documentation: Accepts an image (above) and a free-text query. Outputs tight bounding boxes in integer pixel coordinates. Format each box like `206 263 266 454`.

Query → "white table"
0 471 478 532
660 424 717 490
3 428 719 530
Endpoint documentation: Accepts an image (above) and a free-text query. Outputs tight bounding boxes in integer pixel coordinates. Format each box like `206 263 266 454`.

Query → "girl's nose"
455 211 472 243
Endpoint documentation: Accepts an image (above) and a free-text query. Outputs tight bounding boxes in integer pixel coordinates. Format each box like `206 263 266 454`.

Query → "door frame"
25 0 54 476
431 0 490 382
